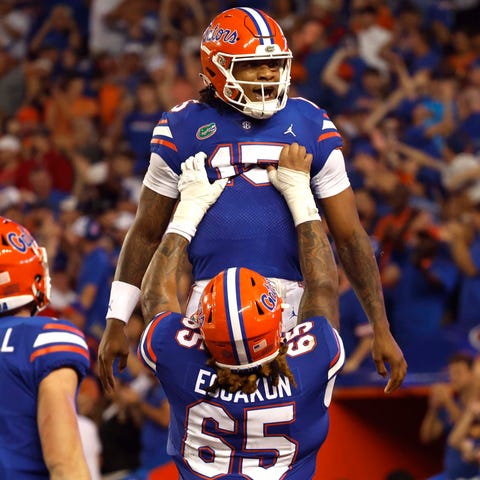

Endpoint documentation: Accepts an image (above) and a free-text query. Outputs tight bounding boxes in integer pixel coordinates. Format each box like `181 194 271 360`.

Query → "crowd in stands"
1 0 480 477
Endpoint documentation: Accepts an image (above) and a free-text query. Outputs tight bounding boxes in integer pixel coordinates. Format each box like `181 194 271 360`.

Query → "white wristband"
165 222 195 242
106 280 141 323
268 167 321 226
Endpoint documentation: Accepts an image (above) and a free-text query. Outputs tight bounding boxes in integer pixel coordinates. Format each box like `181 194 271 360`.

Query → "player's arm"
141 153 229 320
37 367 89 480
320 187 407 393
267 143 339 327
98 186 177 392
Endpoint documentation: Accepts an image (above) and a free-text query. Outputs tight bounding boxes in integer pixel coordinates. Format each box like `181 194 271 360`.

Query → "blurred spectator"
374 182 420 269
388 224 459 372
17 127 74 193
321 44 388 116
0 134 22 186
150 32 197 110
92 52 123 121
290 18 334 107
116 42 148 96
89 0 128 56
99 374 142 478
0 49 25 120
349 1 392 75
29 4 81 55
24 168 69 219
457 81 480 152
68 216 113 342
355 187 378 234
44 74 99 151
448 397 480 470
109 79 164 176
0 0 32 60
420 352 479 480
102 0 158 49
43 263 84 326
441 192 480 345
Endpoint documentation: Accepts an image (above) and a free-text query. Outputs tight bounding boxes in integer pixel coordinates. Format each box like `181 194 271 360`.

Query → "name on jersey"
194 368 293 403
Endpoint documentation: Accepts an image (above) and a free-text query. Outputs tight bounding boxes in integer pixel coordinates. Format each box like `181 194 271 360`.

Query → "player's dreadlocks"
206 343 297 395
199 85 229 114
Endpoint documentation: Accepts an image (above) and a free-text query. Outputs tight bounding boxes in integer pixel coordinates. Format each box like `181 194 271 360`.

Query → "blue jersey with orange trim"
138 313 344 480
0 315 90 479
150 98 343 281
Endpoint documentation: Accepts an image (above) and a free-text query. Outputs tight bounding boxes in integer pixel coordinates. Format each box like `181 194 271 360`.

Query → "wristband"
165 222 195 242
269 167 321 226
106 280 141 323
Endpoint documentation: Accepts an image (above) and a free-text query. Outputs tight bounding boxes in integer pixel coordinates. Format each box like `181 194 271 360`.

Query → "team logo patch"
196 123 217 140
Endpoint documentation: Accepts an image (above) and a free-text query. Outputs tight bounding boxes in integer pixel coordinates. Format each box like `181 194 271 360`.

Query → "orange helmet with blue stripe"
200 7 292 119
197 267 283 370
0 216 51 314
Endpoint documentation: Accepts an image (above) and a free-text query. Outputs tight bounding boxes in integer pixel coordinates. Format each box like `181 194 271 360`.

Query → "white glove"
165 152 229 242
268 166 321 226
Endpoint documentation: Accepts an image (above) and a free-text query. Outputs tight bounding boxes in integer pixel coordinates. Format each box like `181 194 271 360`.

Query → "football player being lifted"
98 7 406 395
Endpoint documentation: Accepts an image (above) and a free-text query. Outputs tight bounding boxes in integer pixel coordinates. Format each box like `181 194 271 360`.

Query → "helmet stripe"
239 8 274 45
225 268 251 365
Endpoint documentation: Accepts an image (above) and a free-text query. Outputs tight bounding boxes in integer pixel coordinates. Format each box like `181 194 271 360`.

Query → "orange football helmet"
0 217 51 314
200 7 292 119
197 267 283 370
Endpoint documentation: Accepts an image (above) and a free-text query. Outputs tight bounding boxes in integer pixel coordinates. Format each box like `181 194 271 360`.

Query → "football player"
0 217 90 479
138 142 344 479
99 7 406 395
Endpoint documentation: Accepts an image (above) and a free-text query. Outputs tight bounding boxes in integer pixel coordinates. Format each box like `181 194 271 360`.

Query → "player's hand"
267 142 312 194
267 143 319 227
97 318 130 393
167 152 229 241
178 152 229 209
371 327 407 394
279 142 312 173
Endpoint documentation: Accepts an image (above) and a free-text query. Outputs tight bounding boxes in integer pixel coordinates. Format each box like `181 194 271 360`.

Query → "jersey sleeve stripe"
153 125 173 138
30 345 90 362
43 322 85 336
33 331 88 349
327 328 345 380
322 120 336 130
139 312 170 370
317 132 342 143
138 341 156 371
150 138 178 152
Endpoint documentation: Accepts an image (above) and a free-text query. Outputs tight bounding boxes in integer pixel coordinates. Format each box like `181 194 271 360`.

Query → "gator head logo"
196 122 217 140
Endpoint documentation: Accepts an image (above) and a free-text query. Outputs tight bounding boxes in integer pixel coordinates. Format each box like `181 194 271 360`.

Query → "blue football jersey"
138 313 344 480
0 316 90 479
149 98 344 281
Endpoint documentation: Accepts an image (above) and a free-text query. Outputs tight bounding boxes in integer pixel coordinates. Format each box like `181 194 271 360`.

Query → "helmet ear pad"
200 7 292 119
0 217 51 314
198 267 283 370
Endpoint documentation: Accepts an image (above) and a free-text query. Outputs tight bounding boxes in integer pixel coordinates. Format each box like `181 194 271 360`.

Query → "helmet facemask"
208 48 292 119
